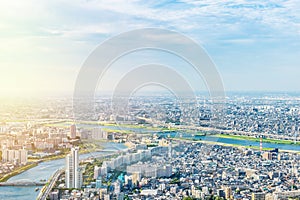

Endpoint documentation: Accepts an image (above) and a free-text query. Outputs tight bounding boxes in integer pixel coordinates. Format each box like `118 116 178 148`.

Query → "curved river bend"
0 143 126 200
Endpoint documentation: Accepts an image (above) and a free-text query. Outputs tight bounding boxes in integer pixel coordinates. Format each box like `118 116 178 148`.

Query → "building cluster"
0 148 28 177
127 163 172 179
81 128 108 140
101 145 168 172
49 140 300 200
0 125 72 155
0 123 81 179
162 142 300 200
77 95 300 140
2 94 300 142
220 96 300 139
0 121 111 166
50 144 172 199
1 148 27 165
1 95 300 199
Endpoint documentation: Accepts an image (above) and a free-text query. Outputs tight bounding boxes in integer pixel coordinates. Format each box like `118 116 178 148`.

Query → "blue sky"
0 0 300 96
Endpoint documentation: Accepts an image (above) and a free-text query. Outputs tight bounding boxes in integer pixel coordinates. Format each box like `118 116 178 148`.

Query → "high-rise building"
2 149 8 163
18 149 28 164
65 147 82 188
2 149 28 165
70 124 76 139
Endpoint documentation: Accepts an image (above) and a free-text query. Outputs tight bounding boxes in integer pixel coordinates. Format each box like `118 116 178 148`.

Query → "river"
55 123 300 151
0 142 127 200
158 132 300 151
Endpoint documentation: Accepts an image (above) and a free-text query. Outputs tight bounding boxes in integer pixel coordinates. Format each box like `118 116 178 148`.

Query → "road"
36 169 63 200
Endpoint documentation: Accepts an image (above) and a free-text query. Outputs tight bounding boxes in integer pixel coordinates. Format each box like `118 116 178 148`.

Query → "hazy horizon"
1 1 300 97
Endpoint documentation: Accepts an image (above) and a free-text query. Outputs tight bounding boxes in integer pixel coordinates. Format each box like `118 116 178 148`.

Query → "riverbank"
0 162 38 182
29 141 102 162
1 151 75 183
214 134 300 145
173 137 300 153
1 142 103 183
44 120 180 132
0 143 127 200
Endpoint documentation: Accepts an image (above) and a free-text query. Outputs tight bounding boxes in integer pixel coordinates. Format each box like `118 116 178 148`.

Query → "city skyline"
0 93 300 199
0 1 300 199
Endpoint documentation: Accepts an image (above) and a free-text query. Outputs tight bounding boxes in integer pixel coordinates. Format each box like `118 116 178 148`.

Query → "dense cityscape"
2 0 300 199
0 94 299 199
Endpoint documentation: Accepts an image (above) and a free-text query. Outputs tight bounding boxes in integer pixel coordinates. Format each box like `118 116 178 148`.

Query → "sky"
0 0 300 97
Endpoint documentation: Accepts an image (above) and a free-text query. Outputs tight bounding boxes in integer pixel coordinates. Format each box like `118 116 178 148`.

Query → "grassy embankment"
44 120 180 133
30 142 102 162
83 121 180 132
101 128 134 134
173 137 275 151
214 134 300 145
0 162 38 182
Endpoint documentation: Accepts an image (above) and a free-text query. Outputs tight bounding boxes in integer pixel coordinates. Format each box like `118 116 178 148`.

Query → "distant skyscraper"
70 124 76 139
65 147 82 188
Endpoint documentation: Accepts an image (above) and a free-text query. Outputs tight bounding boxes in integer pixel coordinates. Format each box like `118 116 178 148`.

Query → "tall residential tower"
65 147 82 188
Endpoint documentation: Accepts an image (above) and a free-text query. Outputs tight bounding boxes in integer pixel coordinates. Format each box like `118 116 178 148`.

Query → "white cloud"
0 0 300 95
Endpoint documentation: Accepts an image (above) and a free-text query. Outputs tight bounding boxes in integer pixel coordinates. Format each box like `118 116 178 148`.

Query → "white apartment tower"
65 147 82 188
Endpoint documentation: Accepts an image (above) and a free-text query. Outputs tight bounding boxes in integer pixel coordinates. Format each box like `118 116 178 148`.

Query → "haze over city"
1 1 300 200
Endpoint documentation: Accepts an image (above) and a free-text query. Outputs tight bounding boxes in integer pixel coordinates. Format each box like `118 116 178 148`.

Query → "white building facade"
65 147 82 188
